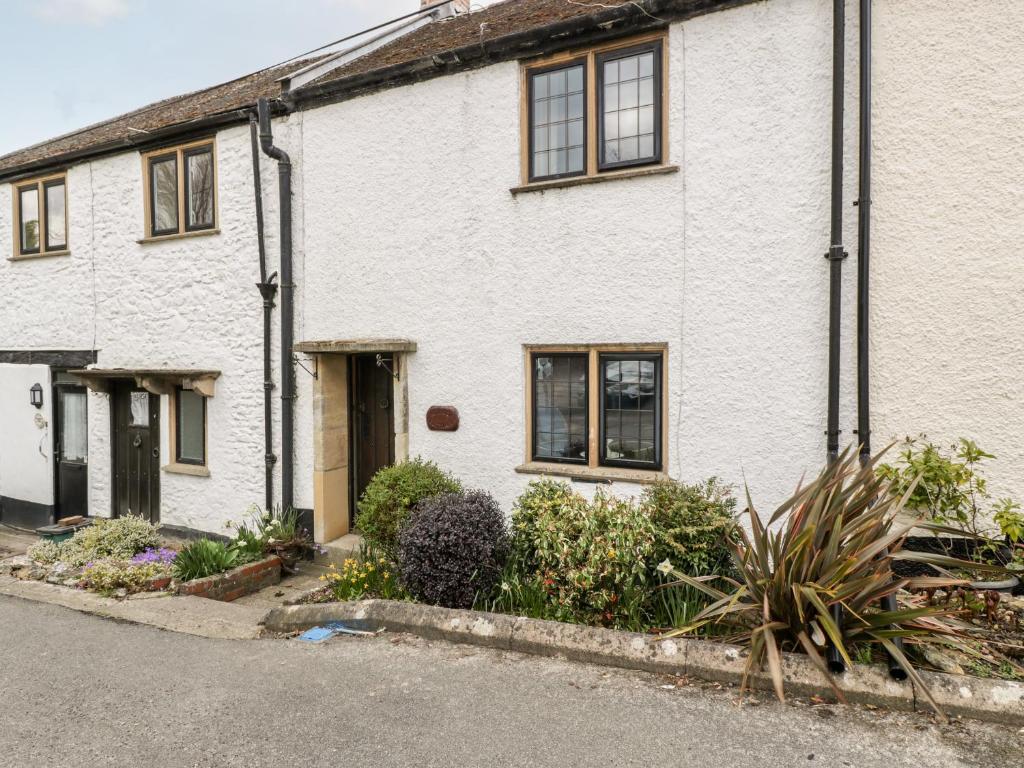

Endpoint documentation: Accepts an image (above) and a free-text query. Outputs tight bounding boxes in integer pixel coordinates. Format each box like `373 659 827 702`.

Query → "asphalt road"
0 596 1020 768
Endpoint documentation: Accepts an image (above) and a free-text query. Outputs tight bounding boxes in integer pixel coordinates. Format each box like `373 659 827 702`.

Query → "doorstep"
315 533 363 566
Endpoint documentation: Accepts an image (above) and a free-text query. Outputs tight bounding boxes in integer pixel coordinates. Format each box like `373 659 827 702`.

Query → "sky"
0 0 498 156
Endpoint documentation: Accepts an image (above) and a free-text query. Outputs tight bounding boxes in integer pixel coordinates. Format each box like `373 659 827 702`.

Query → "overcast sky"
0 0 498 156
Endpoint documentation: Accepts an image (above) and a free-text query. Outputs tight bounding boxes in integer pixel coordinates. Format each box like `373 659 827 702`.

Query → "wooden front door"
54 383 89 519
350 355 395 526
112 383 160 522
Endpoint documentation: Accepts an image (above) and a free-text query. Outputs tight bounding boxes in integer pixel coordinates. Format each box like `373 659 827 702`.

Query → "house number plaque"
426 406 459 432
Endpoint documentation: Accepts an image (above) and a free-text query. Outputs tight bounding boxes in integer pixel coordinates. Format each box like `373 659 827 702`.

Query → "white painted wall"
0 364 54 508
871 0 1024 505
0 124 283 532
1 0 1019 535
294 0 850 514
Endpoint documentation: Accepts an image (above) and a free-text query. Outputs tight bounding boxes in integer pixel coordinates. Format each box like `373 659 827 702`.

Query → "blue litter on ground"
297 622 384 643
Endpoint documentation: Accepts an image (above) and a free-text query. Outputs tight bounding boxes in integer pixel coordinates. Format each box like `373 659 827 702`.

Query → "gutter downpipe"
257 98 295 513
250 114 278 511
825 0 849 675
855 0 907 681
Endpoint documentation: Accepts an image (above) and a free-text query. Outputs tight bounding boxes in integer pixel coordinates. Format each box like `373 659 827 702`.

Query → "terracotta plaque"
426 405 459 432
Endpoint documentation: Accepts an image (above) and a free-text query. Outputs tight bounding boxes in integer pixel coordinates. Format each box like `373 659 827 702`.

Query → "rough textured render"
869 0 1024 504
293 0 846 514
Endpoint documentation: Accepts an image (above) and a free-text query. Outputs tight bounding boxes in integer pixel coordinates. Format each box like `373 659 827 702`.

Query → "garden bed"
176 555 282 602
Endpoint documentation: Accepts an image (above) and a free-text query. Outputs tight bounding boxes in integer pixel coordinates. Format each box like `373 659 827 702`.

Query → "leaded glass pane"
19 186 39 252
600 48 658 166
602 356 659 467
531 64 585 178
533 354 587 462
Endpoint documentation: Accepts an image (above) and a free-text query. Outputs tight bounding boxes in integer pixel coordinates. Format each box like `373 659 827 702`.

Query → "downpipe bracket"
825 246 848 261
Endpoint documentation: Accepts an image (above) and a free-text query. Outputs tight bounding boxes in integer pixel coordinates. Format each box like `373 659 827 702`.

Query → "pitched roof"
0 0 748 179
0 59 321 177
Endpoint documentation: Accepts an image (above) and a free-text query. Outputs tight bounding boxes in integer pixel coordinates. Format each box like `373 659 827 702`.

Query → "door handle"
152 448 159 458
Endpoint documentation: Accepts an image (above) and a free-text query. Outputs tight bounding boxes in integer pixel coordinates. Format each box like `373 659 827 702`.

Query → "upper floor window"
522 35 665 185
527 345 666 473
12 173 67 258
142 140 216 239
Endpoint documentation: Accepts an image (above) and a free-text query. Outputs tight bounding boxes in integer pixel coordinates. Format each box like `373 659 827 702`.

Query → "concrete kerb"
262 599 1024 726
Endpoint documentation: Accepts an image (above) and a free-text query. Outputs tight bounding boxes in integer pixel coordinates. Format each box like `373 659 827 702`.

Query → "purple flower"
130 547 177 565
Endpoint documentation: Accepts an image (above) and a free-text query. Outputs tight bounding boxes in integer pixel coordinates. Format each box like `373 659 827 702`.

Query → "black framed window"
149 153 179 236
44 179 67 251
17 185 40 255
597 42 662 171
184 146 215 231
599 353 662 469
531 353 588 463
175 387 207 466
529 60 587 182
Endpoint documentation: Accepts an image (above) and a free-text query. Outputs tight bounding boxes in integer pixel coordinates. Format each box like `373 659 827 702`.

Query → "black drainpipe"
250 114 278 511
825 0 849 675
854 0 907 681
257 98 295 513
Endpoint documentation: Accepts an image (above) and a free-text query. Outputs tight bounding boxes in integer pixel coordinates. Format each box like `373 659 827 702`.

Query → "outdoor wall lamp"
30 383 43 409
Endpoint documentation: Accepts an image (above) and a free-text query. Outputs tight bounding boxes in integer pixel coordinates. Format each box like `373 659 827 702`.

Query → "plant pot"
968 575 1020 592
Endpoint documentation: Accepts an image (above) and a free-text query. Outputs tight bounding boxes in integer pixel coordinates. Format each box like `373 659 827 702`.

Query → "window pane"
530 64 585 178
151 156 178 233
177 389 205 464
19 187 39 252
600 48 659 167
534 354 587 462
601 355 660 467
45 182 66 250
187 149 214 229
130 392 149 428
61 390 88 463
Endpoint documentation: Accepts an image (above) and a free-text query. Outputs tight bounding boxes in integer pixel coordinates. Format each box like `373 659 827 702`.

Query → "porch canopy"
294 338 417 355
67 368 221 397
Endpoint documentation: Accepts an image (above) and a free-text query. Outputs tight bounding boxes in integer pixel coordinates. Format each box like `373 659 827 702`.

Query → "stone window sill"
163 462 210 477
138 228 220 245
510 164 679 195
8 249 71 262
515 461 668 485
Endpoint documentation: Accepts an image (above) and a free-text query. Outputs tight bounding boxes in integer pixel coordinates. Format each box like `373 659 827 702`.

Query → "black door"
112 383 160 523
54 383 89 519
351 355 395 527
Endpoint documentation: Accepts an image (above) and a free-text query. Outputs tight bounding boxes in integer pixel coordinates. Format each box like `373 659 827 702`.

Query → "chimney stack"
422 0 470 16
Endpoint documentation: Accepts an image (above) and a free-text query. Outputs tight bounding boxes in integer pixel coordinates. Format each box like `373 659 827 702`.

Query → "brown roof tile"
0 59 323 177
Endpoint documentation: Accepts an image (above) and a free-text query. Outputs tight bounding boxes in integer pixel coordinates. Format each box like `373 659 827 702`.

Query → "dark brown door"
112 383 160 523
54 383 89 519
351 355 395 526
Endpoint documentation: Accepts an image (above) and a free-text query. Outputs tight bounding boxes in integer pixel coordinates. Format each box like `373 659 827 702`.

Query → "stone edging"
263 599 1024 726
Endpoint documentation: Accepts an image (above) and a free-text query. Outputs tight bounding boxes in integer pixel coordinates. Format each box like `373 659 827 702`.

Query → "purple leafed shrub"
130 547 177 565
397 490 509 609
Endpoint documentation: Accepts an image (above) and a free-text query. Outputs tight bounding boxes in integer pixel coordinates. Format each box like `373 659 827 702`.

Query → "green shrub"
664 448 1007 719
27 539 64 565
172 539 238 582
29 516 160 569
397 491 509 609
79 559 171 595
641 477 737 576
355 458 461 554
508 480 655 628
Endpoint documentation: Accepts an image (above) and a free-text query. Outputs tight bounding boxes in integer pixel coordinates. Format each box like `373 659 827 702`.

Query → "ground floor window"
527 345 666 472
172 387 206 466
